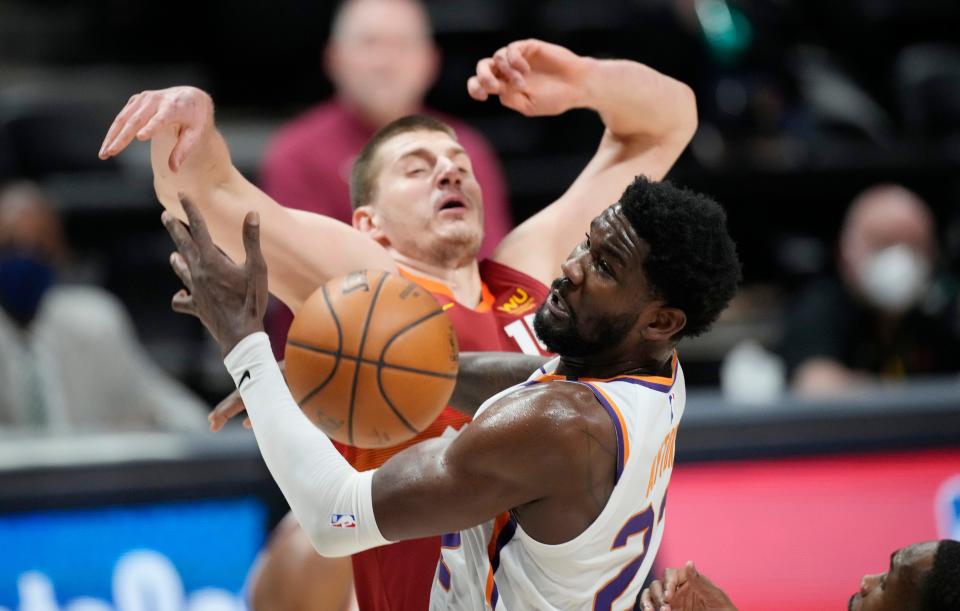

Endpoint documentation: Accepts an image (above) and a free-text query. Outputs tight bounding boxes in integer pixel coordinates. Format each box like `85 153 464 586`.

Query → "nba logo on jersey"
935 475 960 540
330 514 357 528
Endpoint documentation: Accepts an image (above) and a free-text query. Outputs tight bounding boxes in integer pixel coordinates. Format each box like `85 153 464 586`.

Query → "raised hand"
162 194 268 358
640 562 737 611
467 39 590 117
99 86 213 171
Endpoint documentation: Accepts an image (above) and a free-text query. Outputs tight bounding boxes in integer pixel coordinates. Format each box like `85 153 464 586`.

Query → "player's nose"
859 573 882 595
560 254 585 286
436 157 462 187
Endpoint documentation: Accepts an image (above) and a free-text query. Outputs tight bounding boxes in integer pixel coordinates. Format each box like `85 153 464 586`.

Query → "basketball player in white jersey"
157 168 741 608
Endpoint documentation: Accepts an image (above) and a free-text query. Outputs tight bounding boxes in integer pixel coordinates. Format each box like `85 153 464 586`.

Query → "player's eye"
406 167 427 176
596 257 614 277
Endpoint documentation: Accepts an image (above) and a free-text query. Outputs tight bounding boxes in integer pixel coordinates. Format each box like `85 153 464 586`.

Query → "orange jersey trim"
528 351 678 389
581 382 631 466
398 267 495 313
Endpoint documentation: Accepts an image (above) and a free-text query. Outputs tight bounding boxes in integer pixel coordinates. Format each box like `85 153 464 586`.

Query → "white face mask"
857 244 930 313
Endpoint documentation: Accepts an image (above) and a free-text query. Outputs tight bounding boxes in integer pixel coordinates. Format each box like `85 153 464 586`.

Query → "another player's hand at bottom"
640 562 737 611
161 194 269 358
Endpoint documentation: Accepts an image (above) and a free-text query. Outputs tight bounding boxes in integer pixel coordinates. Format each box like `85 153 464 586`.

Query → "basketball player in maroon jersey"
100 38 697 611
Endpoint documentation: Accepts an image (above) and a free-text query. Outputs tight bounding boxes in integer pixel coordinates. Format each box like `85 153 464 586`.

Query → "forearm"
225 333 389 557
151 128 395 312
449 352 550 416
581 58 697 145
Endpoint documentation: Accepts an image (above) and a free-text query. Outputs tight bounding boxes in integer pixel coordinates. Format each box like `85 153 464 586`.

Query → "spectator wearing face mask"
780 184 960 396
0 181 208 434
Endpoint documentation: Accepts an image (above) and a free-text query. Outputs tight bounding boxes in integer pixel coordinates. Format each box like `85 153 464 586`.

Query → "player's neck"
556 345 675 380
394 257 483 307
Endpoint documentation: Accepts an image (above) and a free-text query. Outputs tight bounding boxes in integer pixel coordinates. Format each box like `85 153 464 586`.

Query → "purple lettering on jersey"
441 532 462 549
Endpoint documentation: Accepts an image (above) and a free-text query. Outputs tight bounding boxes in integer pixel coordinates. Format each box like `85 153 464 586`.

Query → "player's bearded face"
533 276 639 357
371 131 484 267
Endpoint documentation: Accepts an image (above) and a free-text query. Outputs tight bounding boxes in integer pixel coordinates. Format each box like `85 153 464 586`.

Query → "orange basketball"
284 270 459 449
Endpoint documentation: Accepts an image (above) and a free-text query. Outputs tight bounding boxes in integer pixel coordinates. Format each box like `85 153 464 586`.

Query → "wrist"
576 56 603 110
221 325 266 359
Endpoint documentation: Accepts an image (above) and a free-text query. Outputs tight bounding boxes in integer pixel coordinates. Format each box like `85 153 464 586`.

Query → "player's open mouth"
436 193 469 214
546 289 570 319
438 199 466 212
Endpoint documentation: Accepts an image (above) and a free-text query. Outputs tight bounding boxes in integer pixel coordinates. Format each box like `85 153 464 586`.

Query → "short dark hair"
922 540 960 611
619 176 741 339
349 115 457 210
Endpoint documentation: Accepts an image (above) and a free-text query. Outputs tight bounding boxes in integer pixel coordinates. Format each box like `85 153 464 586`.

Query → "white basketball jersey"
429 353 685 611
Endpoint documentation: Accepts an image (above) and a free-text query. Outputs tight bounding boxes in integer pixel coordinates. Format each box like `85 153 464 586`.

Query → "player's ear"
353 205 389 246
643 306 686 342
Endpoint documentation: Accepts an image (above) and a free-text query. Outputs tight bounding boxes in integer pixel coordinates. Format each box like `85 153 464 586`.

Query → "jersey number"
503 314 547 355
593 493 668 610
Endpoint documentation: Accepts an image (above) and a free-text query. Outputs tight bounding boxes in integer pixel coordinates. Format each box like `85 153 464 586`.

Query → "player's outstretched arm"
475 40 697 287
448 352 550 416
99 87 395 311
207 351 549 432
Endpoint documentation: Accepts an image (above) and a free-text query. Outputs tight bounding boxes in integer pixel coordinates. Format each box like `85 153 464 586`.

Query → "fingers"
101 94 160 159
100 93 144 158
641 579 670 611
177 194 216 254
243 416 252 429
208 391 248 432
472 58 502 99
467 76 488 101
161 211 199 263
169 124 202 172
241 211 265 272
494 47 526 89
136 102 175 142
171 289 197 316
506 42 532 75
169 252 194 292
640 587 655 611
664 566 680 601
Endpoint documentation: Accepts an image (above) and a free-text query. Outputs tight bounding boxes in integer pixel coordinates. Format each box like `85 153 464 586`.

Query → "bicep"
492 130 689 286
370 402 562 541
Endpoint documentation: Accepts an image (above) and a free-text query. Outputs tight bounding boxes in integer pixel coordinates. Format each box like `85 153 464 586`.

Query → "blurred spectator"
260 0 513 357
259 0 511 247
780 184 960 396
0 181 207 434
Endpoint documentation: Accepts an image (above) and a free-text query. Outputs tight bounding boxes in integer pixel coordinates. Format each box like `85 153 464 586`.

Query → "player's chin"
848 592 860 611
432 226 481 256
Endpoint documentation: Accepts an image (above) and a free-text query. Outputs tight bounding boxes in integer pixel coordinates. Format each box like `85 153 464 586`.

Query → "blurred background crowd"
0 0 958 608
4 0 960 424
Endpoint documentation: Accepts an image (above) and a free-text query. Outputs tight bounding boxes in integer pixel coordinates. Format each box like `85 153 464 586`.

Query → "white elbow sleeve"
224 333 390 557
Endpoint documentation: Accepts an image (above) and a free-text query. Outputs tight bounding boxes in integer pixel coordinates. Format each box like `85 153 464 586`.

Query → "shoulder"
467 382 613 456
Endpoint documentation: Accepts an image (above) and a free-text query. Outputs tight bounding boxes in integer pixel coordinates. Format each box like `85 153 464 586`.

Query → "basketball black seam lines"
347 272 388 446
376 307 450 434
286 340 457 379
294 284 345 406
